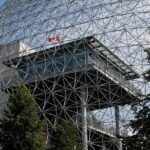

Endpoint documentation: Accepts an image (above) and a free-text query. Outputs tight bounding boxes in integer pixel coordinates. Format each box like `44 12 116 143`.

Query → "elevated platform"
4 36 140 80
2 36 141 111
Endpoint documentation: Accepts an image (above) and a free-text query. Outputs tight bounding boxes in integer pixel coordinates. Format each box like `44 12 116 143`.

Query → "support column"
119 139 123 150
102 142 106 150
115 106 122 150
45 124 49 145
81 86 88 150
115 106 120 136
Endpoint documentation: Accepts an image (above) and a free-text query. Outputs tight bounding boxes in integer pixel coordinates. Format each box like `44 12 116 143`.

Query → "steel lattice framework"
0 0 150 150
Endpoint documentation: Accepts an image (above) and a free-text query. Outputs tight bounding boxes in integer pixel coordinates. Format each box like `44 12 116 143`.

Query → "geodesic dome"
0 0 150 149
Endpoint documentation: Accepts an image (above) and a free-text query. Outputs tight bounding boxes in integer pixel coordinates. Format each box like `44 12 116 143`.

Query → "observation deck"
3 36 141 106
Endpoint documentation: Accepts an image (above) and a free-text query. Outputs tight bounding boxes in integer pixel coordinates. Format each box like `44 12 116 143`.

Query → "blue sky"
0 0 6 6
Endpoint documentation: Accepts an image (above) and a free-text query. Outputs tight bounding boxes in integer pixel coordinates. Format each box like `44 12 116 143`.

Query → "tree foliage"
50 120 82 150
123 99 150 150
0 84 46 150
123 49 150 150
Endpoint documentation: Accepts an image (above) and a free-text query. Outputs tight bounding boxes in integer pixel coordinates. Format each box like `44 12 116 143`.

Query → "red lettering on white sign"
48 36 60 42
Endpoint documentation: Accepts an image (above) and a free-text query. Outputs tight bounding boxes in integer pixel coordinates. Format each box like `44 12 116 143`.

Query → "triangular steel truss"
0 1 150 150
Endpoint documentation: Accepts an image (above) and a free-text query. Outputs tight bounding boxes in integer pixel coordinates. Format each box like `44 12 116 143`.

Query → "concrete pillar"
119 139 123 150
45 124 49 145
115 106 120 136
81 86 88 150
102 142 106 150
115 106 122 150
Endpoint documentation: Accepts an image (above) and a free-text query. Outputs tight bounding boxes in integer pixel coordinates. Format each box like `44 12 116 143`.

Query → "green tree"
51 120 82 150
123 49 150 150
123 99 150 150
0 84 46 150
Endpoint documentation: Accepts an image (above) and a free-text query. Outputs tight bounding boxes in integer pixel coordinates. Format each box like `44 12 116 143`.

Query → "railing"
87 114 128 137
88 56 141 95
88 120 128 137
